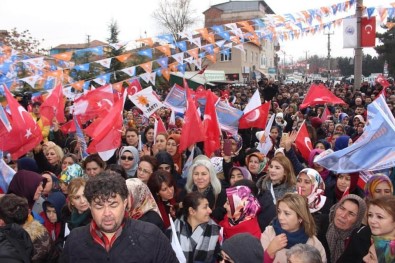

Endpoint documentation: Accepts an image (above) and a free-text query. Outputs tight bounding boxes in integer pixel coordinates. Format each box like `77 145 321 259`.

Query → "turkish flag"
239 101 270 129
126 78 142 96
40 84 65 126
320 106 331 122
1 88 42 159
86 92 124 157
73 84 116 124
60 119 76 134
300 83 346 109
179 88 205 153
376 74 390 88
295 121 313 161
203 91 221 157
361 17 376 47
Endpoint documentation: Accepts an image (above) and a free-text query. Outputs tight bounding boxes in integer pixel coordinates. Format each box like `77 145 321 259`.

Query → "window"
250 51 253 62
244 51 248 62
220 49 232 62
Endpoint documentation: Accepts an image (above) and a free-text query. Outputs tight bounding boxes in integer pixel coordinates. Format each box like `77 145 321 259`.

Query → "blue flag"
74 118 89 159
0 155 15 193
215 101 243 135
316 95 395 172
163 84 187 113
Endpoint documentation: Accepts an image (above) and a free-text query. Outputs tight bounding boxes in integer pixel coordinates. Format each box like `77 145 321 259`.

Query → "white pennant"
96 58 112 68
233 44 245 53
225 23 238 30
20 75 41 88
193 58 202 70
190 37 201 48
215 40 226 48
121 66 136 77
172 52 184 64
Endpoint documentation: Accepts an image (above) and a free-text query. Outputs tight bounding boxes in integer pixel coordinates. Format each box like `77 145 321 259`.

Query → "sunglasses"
121 156 134 161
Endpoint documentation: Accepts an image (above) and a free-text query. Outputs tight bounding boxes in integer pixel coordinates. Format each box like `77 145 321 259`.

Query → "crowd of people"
1 77 395 263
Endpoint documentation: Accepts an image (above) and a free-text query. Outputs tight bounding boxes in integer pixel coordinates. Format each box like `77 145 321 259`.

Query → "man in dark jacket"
60 173 177 263
0 195 34 263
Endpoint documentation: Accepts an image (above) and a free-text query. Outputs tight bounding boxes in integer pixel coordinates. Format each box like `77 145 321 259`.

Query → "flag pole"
353 0 363 92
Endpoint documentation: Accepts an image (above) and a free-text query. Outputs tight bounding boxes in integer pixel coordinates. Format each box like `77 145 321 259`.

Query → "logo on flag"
128 86 163 117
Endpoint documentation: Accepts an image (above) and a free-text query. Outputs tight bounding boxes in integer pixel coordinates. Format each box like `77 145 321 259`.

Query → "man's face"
90 194 127 235
32 104 40 115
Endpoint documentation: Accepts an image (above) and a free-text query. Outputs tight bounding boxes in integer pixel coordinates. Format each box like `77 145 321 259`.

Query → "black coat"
60 218 177 263
0 223 33 263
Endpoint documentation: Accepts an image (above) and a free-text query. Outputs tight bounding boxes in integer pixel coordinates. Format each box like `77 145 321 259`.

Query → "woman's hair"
185 157 222 196
67 178 86 210
139 155 158 171
46 144 64 163
181 192 206 219
156 132 168 140
277 193 316 237
142 125 154 144
269 155 296 186
368 195 395 222
147 170 176 201
286 244 322 263
61 153 78 164
364 174 394 199
105 164 127 180
82 153 106 170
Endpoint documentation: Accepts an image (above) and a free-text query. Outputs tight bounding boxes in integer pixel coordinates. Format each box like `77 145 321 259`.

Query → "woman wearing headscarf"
333 135 353 151
16 157 39 173
125 178 164 231
245 151 268 183
166 134 182 174
219 185 261 240
318 194 370 263
322 172 364 215
222 134 245 177
118 146 140 178
155 150 183 189
7 170 45 223
364 174 393 200
227 166 252 186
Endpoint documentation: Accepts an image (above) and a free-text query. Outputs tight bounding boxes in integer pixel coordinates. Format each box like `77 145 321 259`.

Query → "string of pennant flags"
0 0 394 95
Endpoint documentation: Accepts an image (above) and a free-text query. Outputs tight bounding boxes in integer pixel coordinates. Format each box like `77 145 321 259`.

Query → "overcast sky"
0 0 393 61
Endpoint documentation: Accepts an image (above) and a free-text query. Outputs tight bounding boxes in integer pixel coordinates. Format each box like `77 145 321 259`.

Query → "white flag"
343 17 357 48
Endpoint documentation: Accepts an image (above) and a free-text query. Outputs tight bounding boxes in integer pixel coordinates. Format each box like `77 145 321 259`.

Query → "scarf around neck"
272 218 309 249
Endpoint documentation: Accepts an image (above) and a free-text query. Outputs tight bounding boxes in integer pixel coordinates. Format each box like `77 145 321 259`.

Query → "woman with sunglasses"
118 146 140 178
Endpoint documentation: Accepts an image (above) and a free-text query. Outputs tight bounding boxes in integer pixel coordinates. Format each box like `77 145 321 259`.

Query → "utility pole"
354 0 363 91
324 31 334 82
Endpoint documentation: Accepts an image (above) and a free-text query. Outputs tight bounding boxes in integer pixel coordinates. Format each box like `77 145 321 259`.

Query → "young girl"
257 155 296 204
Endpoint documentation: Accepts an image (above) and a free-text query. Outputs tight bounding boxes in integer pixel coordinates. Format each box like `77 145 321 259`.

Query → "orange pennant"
46 70 63 79
155 44 171 56
168 62 178 72
196 28 209 40
387 22 395 30
206 33 215 44
206 54 216 63
112 81 124 92
70 80 85 91
136 37 154 47
187 48 199 59
230 36 241 44
139 61 152 73
52 52 73 61
161 68 170 81
236 21 249 28
115 53 131 62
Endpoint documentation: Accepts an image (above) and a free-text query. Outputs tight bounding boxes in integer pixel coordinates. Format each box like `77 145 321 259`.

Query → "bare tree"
0 28 43 53
152 0 198 41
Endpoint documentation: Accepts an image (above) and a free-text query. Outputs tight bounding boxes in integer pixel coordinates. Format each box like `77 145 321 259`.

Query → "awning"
170 71 216 90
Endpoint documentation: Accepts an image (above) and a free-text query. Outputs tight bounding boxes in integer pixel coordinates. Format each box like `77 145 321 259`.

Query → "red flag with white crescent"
295 121 313 161
361 17 376 47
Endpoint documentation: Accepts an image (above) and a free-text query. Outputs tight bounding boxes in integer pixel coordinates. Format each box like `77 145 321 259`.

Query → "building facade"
203 1 278 82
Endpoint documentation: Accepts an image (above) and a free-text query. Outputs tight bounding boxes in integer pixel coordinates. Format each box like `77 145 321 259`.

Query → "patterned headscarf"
230 134 243 154
59 164 83 184
125 178 161 220
296 168 326 213
364 174 394 200
226 185 260 225
372 236 395 263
